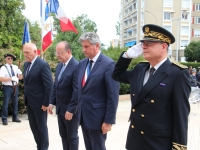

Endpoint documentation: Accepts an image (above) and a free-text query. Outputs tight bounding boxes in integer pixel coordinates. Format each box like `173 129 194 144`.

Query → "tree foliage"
184 41 200 62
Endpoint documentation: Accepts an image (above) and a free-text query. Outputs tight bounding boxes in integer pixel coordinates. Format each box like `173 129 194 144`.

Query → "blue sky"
22 0 121 46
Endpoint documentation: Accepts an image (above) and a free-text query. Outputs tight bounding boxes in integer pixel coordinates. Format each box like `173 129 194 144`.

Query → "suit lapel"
25 57 39 82
134 59 171 106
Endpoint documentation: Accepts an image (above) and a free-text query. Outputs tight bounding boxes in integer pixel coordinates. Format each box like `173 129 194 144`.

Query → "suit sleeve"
112 52 133 84
172 69 191 149
41 62 53 106
104 61 120 124
67 65 78 114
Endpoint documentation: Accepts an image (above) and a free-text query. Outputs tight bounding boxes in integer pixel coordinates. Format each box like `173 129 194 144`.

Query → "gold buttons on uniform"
132 94 135 96
131 125 134 128
141 131 144 134
151 100 155 103
132 109 135 112
141 114 144 117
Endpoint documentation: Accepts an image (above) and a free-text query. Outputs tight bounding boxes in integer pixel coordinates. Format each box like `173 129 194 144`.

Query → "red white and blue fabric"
49 0 78 34
82 62 91 87
40 0 53 52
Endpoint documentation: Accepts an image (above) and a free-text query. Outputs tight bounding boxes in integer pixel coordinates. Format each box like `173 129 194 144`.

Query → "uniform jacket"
112 53 191 150
50 57 79 117
78 53 119 130
23 57 53 108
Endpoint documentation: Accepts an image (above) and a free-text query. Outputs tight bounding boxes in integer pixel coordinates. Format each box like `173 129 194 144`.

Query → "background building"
119 0 200 62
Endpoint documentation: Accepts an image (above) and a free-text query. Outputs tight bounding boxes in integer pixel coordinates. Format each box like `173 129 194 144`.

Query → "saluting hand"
102 123 112 134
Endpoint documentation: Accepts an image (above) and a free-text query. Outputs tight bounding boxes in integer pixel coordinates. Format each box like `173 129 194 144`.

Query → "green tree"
185 41 200 62
0 0 26 57
115 21 120 36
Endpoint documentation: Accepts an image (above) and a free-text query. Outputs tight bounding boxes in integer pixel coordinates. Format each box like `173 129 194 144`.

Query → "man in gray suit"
23 43 53 150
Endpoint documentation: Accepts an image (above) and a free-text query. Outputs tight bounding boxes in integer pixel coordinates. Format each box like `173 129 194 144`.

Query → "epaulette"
172 61 188 69
172 142 187 150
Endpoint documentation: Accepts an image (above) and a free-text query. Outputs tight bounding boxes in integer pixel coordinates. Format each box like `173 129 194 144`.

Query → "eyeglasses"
7 57 13 60
55 52 63 55
141 41 163 47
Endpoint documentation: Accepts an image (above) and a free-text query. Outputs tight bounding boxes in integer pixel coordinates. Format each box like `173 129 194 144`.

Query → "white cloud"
22 0 120 46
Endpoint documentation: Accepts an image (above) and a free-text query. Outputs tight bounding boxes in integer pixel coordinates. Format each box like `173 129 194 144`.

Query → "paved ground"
0 100 200 150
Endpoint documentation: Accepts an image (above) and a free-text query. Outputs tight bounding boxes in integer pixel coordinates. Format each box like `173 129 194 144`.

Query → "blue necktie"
58 64 65 81
10 66 15 76
88 60 93 75
25 62 31 77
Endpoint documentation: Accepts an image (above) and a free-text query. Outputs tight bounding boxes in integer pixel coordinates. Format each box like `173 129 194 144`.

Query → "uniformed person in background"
0 54 23 125
112 24 191 150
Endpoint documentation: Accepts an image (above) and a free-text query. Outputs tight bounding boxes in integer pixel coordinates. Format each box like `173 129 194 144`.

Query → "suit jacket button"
141 114 144 117
151 100 155 103
141 131 144 134
132 94 135 96
132 109 135 112
131 125 134 128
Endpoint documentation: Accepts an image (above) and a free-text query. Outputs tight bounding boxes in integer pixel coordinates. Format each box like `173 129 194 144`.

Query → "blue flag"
22 21 31 45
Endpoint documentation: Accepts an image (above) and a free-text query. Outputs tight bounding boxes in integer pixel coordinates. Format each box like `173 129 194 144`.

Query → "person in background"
196 67 200 88
190 68 198 91
23 43 53 150
112 24 191 150
48 41 79 150
0 54 23 125
77 32 119 150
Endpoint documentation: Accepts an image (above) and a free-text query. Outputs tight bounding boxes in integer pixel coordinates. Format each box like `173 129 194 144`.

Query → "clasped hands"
125 43 143 58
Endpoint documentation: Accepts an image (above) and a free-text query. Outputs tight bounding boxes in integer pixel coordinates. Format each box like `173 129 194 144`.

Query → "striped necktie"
82 60 93 87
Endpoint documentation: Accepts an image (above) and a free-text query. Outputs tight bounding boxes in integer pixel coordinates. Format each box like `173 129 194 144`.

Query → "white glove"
16 69 22 75
126 43 143 58
11 76 18 82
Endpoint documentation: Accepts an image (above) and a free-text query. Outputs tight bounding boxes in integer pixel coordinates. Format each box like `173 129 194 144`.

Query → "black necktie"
10 66 15 76
148 67 155 81
26 62 31 77
88 60 93 74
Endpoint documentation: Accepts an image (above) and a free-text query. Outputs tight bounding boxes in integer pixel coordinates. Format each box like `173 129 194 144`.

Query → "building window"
164 0 172 7
181 26 189 35
164 12 171 20
195 4 200 11
194 30 200 37
195 17 200 24
163 26 171 32
180 40 188 47
182 0 190 8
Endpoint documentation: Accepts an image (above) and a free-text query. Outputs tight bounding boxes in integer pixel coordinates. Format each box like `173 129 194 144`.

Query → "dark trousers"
81 123 107 150
26 104 49 150
1 85 18 121
58 114 79 150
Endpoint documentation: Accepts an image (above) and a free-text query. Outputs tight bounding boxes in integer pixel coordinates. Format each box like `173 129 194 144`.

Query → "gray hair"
78 32 100 45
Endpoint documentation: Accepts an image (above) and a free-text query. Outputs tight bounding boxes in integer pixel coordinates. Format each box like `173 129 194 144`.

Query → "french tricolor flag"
40 0 53 52
49 0 78 34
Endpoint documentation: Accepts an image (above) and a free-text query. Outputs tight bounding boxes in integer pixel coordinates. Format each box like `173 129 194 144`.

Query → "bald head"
23 43 38 62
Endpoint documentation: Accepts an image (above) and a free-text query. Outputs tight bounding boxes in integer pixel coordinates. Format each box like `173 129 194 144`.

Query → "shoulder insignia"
140 60 148 63
172 61 188 69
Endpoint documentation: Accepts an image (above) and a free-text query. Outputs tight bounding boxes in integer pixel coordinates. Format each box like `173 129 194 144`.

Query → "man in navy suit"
78 32 119 150
23 43 53 150
112 24 191 150
48 41 79 150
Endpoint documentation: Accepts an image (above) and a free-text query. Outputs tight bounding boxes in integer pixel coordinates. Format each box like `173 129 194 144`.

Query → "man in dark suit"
23 43 53 150
112 24 191 150
77 32 119 150
48 41 79 150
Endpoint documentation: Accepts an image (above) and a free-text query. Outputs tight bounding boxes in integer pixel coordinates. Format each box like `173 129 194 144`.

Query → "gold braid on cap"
172 142 187 150
144 27 171 44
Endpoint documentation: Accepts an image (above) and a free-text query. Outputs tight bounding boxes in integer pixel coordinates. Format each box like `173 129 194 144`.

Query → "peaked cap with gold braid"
140 24 175 45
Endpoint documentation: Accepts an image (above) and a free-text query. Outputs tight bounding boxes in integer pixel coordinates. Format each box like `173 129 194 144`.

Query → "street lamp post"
170 9 188 62
146 10 157 24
